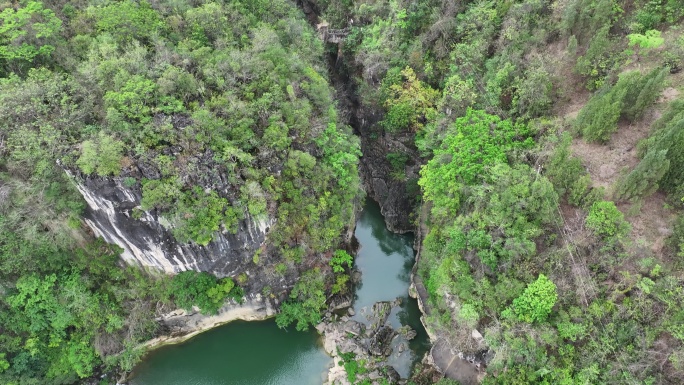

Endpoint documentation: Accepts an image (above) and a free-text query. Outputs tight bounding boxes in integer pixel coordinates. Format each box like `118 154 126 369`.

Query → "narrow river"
130 200 428 384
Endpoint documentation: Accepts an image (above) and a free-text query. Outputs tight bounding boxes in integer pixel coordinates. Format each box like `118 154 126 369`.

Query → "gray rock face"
324 53 419 233
356 111 419 233
369 325 397 356
68 172 271 278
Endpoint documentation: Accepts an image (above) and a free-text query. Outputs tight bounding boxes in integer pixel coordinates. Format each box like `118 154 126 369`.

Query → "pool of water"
129 320 330 385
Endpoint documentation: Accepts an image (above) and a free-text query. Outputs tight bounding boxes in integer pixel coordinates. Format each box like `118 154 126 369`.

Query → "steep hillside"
2 0 684 384
0 1 361 382
306 0 684 383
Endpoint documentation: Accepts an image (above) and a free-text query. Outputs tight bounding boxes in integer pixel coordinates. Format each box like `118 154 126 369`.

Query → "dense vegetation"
0 0 361 383
3 0 684 384
304 0 684 383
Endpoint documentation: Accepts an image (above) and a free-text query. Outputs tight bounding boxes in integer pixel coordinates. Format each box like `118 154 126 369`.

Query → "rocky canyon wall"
67 171 271 278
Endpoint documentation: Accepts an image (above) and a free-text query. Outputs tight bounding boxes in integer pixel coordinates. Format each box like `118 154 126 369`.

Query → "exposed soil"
619 192 676 255
567 86 680 267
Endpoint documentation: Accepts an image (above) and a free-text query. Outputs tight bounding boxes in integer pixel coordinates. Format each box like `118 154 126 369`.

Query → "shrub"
76 133 125 176
574 26 621 90
276 269 326 331
381 67 438 132
168 271 240 315
513 64 554 119
330 250 353 273
511 274 558 323
628 29 665 50
585 201 630 239
614 149 669 201
172 188 238 246
545 133 586 197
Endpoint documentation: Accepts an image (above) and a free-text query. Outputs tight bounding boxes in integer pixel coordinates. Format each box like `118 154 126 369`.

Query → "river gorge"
128 200 429 384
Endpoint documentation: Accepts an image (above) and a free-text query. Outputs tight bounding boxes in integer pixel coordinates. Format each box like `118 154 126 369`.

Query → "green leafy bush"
276 269 326 331
76 133 125 176
511 274 558 323
628 29 665 49
585 201 631 239
172 187 239 246
574 26 621 90
169 272 241 315
330 250 353 273
381 67 438 132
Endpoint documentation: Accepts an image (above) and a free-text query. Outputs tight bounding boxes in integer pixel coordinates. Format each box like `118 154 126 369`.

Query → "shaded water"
352 200 431 378
130 200 428 383
129 320 330 385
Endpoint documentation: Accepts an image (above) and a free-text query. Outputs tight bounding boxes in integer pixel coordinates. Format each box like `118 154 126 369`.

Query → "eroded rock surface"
319 300 418 385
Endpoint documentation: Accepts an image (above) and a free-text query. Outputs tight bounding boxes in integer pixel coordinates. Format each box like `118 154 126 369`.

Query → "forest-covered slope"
0 1 361 383
306 0 684 384
2 0 684 384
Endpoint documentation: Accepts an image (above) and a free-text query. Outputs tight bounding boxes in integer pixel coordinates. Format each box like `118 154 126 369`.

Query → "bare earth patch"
619 192 676 256
566 86 680 264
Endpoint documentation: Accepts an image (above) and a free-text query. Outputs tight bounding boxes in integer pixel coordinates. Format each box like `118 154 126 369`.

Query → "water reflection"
351 200 430 377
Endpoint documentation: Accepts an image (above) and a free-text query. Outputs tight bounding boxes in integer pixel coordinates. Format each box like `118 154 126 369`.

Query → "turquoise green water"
129 320 330 385
352 200 431 378
129 200 429 384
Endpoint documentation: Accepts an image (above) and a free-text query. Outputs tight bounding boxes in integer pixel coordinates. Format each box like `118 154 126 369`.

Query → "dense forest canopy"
0 0 361 383
1 0 684 384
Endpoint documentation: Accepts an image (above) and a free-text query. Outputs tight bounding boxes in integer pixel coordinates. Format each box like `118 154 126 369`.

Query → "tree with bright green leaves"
628 29 665 50
90 0 165 44
168 271 242 315
585 201 631 240
419 109 533 221
276 269 326 331
0 1 61 72
330 250 353 273
172 187 239 246
382 66 439 132
510 274 558 323
76 132 125 176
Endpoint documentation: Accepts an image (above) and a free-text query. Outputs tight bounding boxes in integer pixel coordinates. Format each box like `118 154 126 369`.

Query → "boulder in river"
369 325 397 356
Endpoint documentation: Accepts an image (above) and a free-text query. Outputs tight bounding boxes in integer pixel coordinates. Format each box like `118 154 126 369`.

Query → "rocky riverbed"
318 299 420 385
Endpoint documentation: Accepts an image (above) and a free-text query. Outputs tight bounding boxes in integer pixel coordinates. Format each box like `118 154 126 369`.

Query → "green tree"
511 274 558 323
585 201 631 239
276 269 326 331
0 1 61 71
382 66 439 132
104 74 157 123
92 0 165 44
168 271 239 315
330 250 353 273
76 132 125 176
419 109 533 220
575 86 625 143
628 29 665 50
614 149 669 201
172 187 238 246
